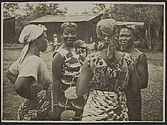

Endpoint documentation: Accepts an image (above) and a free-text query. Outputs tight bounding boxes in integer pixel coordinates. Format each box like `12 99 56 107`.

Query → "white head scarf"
18 24 47 64
19 24 47 44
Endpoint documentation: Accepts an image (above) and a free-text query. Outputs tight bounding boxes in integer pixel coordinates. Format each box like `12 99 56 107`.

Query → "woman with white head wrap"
6 24 52 120
18 24 47 63
77 19 139 121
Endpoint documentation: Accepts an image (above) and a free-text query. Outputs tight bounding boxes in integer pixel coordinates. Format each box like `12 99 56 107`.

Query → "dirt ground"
2 45 164 121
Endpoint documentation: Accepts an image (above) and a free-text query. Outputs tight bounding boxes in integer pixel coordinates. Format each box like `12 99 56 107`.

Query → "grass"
2 44 164 121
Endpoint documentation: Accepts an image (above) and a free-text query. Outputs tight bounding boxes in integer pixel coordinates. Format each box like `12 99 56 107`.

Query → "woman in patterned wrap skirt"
76 19 141 121
52 22 85 121
6 24 52 120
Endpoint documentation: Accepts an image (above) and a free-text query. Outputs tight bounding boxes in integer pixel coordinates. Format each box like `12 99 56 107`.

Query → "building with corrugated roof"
30 14 102 43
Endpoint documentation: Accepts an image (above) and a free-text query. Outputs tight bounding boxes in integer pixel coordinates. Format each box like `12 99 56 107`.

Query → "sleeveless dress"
53 48 85 120
9 55 51 120
125 48 145 121
82 52 132 121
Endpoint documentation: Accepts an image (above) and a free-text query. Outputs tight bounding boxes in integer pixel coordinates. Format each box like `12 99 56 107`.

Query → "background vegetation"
3 3 164 51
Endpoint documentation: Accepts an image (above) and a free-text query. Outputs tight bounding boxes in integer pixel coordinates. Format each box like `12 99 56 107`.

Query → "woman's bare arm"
137 54 148 89
128 54 148 93
52 53 63 119
76 60 91 97
14 76 36 100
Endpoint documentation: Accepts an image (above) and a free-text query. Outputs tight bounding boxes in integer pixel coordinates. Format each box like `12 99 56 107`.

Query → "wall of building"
3 17 15 43
31 14 101 44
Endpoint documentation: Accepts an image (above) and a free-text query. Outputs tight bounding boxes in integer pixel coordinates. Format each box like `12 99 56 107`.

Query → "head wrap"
96 19 117 61
19 24 47 44
124 25 136 30
60 22 77 33
38 24 47 31
96 19 116 39
119 25 136 37
96 19 117 50
18 24 47 64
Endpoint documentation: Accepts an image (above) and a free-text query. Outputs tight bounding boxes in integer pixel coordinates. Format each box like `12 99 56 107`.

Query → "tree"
92 4 106 14
3 2 68 43
91 4 164 51
3 3 19 18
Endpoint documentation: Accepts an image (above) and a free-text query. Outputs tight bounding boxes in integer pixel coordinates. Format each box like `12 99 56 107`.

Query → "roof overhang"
30 13 102 23
3 16 15 20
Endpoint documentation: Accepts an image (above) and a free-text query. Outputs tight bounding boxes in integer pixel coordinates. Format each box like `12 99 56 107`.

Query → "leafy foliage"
92 4 163 23
3 3 163 51
3 3 68 43
92 4 164 51
3 3 19 18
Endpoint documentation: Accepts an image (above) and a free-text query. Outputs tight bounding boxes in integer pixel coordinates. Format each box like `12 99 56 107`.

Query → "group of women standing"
7 18 148 121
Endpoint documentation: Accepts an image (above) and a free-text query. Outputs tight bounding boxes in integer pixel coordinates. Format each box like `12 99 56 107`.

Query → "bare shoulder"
52 52 63 63
53 47 68 58
138 54 147 64
134 49 147 61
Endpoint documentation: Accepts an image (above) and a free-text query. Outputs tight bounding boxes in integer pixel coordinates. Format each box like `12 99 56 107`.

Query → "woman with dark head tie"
118 25 148 121
76 19 141 121
52 22 85 121
6 24 52 120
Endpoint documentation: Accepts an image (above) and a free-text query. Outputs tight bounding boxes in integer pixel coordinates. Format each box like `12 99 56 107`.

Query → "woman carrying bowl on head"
118 25 148 121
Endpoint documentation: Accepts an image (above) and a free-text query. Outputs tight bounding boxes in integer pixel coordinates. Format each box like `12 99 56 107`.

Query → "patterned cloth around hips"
8 55 52 120
82 52 132 121
53 48 85 120
18 87 51 120
82 90 128 121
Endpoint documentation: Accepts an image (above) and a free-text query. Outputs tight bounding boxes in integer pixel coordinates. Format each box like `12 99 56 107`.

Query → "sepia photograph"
1 1 165 123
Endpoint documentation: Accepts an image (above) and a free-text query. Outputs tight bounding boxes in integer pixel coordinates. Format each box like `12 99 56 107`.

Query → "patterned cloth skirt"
82 90 129 121
17 87 51 120
58 85 85 121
